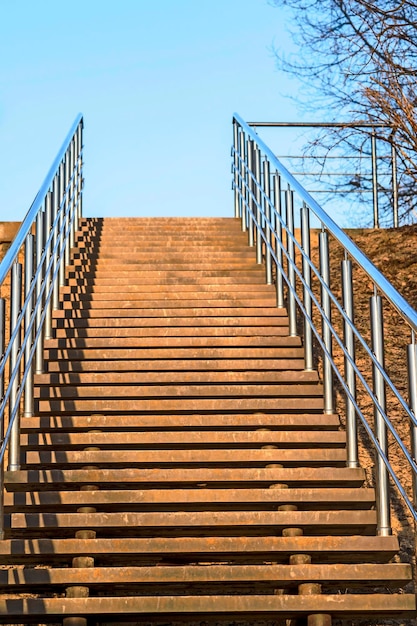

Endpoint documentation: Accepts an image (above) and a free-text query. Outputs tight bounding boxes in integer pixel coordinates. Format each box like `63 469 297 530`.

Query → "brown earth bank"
0 222 416 626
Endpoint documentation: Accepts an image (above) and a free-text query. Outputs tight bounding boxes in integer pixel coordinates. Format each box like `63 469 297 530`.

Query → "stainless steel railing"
0 114 83 537
232 113 417 535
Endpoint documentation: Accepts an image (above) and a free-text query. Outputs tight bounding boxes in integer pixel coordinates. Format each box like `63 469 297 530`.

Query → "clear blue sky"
0 0 328 223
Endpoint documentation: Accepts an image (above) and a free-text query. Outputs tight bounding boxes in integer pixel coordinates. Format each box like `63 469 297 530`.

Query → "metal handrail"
233 113 417 333
0 114 84 537
232 113 417 535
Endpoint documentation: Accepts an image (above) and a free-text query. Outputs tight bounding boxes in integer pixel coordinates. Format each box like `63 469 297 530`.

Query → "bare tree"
271 0 417 225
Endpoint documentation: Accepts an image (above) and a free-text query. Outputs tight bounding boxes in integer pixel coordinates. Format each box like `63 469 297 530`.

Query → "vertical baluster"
371 130 379 229
254 146 262 265
247 140 254 248
342 257 359 468
64 149 71 268
407 335 417 511
285 187 297 337
233 121 240 219
8 262 22 471
0 297 5 539
273 173 284 309
44 191 53 340
319 230 334 414
301 203 313 371
52 173 60 311
263 159 272 285
78 121 84 221
239 129 246 232
59 161 66 290
391 141 398 229
23 234 34 417
69 139 76 251
370 293 391 536
35 210 45 375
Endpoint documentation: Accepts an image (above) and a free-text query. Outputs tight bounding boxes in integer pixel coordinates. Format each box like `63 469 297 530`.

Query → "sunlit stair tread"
0 594 414 620
20 413 341 431
5 467 365 489
22 448 346 466
4 487 374 512
0 563 410 589
44 336 303 348
0 535 400 565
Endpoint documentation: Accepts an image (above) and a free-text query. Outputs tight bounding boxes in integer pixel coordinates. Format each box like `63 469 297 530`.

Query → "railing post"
300 203 313 371
69 139 76 252
239 129 246 232
273 173 284 308
319 230 334 414
44 191 53 340
78 121 84 221
391 140 399 229
407 338 417 512
59 161 66 290
371 130 379 229
263 159 272 285
285 186 297 337
0 297 5 539
342 258 359 468
254 146 263 265
64 150 71 268
370 293 391 536
233 121 240 219
247 140 254 248
8 262 22 472
52 173 60 311
35 209 45 375
23 234 35 418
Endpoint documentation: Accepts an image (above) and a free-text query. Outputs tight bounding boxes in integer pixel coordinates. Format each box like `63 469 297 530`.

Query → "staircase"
1 217 414 624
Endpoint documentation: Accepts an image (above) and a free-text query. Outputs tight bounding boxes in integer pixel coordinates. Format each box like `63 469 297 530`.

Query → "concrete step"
0 535 400 565
44 336 301 349
7 510 377 537
22 448 346 468
5 487 370 513
0 594 412 622
20 413 341 432
5 467 365 490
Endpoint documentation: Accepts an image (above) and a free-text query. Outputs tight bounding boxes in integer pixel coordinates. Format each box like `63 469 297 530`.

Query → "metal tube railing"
0 113 83 536
232 112 417 526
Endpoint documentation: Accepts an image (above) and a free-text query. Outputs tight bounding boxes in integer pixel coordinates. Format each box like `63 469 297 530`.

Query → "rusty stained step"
0 535 400 565
4 467 365 490
0 563 410 591
52 314 289 328
34 382 323 400
61 282 278 294
20 413 341 432
44 336 302 349
34 370 319 386
53 306 285 319
52 324 290 338
36 397 324 414
4 487 373 513
44 345 304 360
0 594 414 622
7 510 377 537
21 427 340 449
60 297 278 310
22 448 346 468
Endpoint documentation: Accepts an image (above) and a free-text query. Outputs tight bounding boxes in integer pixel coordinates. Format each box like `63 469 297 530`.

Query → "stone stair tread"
44 347 305 359
36 397 325 413
0 535 400 564
5 467 365 489
0 563 410 589
34 383 324 399
22 448 346 466
53 307 287 318
8 510 377 532
35 370 317 385
0 594 413 619
21 429 343 447
20 413 341 431
44 336 303 349
4 487 375 511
